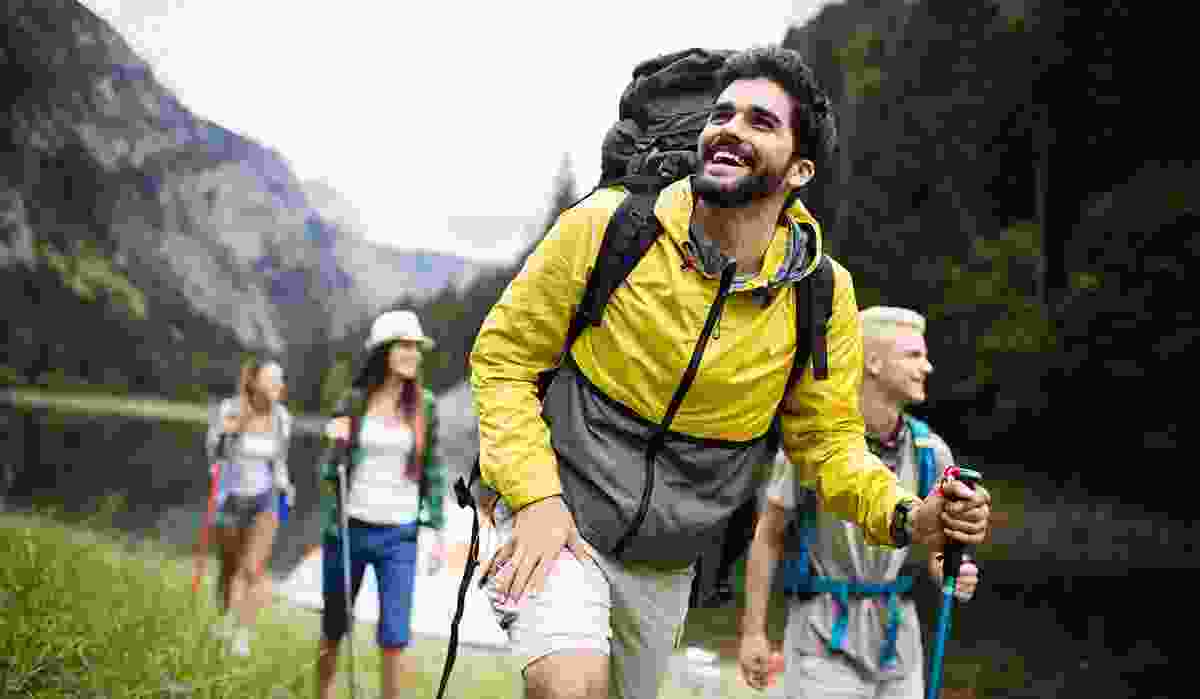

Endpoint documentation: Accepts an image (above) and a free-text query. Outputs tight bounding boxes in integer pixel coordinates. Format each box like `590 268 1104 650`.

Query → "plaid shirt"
317 388 446 538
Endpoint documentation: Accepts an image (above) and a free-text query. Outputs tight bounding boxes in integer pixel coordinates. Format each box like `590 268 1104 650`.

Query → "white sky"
82 1 833 263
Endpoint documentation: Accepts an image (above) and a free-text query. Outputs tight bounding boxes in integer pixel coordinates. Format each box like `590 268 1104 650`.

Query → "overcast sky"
82 1 833 263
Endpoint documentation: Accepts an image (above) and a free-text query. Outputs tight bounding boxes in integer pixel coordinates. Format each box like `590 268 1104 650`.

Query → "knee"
237 559 265 584
525 656 607 699
317 639 341 668
319 638 340 655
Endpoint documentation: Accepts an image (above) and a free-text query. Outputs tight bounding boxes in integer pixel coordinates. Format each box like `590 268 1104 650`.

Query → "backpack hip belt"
809 575 914 669
779 415 938 667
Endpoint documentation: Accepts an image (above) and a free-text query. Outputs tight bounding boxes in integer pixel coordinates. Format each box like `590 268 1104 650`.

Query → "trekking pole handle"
941 467 982 584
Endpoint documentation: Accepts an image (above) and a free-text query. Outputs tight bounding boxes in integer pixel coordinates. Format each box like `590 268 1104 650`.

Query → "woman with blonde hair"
315 310 447 699
204 357 294 656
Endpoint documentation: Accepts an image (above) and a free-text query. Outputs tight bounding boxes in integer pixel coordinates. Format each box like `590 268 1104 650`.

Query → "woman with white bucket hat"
314 309 448 699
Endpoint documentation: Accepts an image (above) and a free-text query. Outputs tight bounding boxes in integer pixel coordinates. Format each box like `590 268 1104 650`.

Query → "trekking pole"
336 461 358 699
192 461 221 596
927 466 983 699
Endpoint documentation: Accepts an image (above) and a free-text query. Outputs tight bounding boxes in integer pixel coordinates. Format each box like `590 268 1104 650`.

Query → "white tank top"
226 431 279 495
344 416 419 526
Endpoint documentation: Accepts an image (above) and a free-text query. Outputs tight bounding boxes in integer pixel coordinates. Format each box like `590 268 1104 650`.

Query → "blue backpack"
776 414 939 667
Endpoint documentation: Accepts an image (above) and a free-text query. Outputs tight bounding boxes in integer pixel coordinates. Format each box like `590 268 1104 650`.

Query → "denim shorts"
321 519 419 649
215 489 279 529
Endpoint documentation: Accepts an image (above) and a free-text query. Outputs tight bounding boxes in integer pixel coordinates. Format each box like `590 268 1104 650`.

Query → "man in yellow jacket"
470 45 992 699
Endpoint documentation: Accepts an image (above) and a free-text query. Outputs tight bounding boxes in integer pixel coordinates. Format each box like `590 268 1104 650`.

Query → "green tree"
319 352 355 414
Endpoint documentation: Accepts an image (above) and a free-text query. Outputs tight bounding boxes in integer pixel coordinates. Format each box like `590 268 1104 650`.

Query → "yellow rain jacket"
470 179 913 562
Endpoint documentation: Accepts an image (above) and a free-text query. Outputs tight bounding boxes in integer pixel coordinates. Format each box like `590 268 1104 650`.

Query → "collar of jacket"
653 177 825 292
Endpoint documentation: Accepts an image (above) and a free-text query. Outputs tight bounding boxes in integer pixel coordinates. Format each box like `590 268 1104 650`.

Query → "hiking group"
200 43 993 699
202 309 448 696
460 44 991 699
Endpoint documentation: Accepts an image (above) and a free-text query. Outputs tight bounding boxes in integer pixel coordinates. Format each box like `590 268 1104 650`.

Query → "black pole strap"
436 466 483 699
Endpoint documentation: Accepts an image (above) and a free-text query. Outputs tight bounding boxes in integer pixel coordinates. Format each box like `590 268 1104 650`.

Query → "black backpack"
435 48 835 699
598 48 736 194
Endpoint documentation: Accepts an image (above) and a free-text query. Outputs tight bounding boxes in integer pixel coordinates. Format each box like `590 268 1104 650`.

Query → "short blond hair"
860 306 926 340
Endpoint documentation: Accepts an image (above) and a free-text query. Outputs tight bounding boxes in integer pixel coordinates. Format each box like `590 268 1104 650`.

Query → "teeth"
711 149 748 167
713 151 746 166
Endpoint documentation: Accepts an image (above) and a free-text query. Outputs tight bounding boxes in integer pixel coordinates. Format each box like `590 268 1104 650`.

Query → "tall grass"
1 512 521 698
4 512 311 697
1 513 789 698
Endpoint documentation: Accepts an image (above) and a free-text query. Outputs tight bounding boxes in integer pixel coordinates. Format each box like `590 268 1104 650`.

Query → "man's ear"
864 351 883 377
787 158 815 189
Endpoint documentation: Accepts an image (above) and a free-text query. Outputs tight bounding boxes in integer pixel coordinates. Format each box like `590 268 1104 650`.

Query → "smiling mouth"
706 145 754 170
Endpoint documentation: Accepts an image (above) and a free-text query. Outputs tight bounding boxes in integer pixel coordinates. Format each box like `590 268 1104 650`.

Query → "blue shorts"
321 519 419 649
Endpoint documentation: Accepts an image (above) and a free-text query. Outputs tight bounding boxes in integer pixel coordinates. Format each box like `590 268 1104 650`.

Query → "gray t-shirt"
766 416 954 679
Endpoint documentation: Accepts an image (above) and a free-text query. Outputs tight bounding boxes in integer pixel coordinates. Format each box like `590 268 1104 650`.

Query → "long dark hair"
354 342 426 480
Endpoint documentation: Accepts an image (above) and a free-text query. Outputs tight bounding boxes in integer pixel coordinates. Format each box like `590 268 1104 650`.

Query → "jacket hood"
654 177 824 292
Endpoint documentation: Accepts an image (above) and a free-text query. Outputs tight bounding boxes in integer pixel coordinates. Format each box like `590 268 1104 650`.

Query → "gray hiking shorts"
483 498 696 699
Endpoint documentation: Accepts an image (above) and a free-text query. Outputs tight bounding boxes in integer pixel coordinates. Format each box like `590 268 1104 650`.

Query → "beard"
692 161 788 209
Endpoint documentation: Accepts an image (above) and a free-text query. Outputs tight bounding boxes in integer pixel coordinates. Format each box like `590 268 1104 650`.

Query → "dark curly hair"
715 45 837 169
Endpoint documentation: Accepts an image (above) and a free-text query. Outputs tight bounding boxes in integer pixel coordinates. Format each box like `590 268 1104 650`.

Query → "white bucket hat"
364 310 435 353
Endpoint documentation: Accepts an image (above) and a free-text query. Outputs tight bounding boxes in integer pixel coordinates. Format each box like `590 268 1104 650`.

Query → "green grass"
0 511 515 699
0 513 799 699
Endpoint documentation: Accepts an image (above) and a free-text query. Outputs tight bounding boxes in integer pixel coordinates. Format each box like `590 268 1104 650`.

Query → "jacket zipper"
611 260 738 559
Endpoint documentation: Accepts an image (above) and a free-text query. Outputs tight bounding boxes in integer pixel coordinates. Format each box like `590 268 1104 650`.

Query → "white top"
205 397 293 498
227 431 279 495
345 416 420 526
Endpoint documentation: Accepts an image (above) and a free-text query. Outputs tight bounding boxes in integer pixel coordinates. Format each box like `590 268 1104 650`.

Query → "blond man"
739 307 980 697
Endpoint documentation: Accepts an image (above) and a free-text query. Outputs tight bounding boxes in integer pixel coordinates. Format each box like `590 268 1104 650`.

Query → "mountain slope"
1 0 487 396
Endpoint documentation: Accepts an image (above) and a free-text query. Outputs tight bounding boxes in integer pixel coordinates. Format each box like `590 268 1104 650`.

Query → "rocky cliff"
1 0 492 395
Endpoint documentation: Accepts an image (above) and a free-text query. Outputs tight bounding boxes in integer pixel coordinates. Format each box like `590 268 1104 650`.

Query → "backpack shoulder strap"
417 388 436 488
560 189 662 365
782 253 836 396
349 412 361 455
906 414 930 439
332 388 366 480
904 415 938 498
272 403 290 442
475 191 662 490
268 402 289 475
